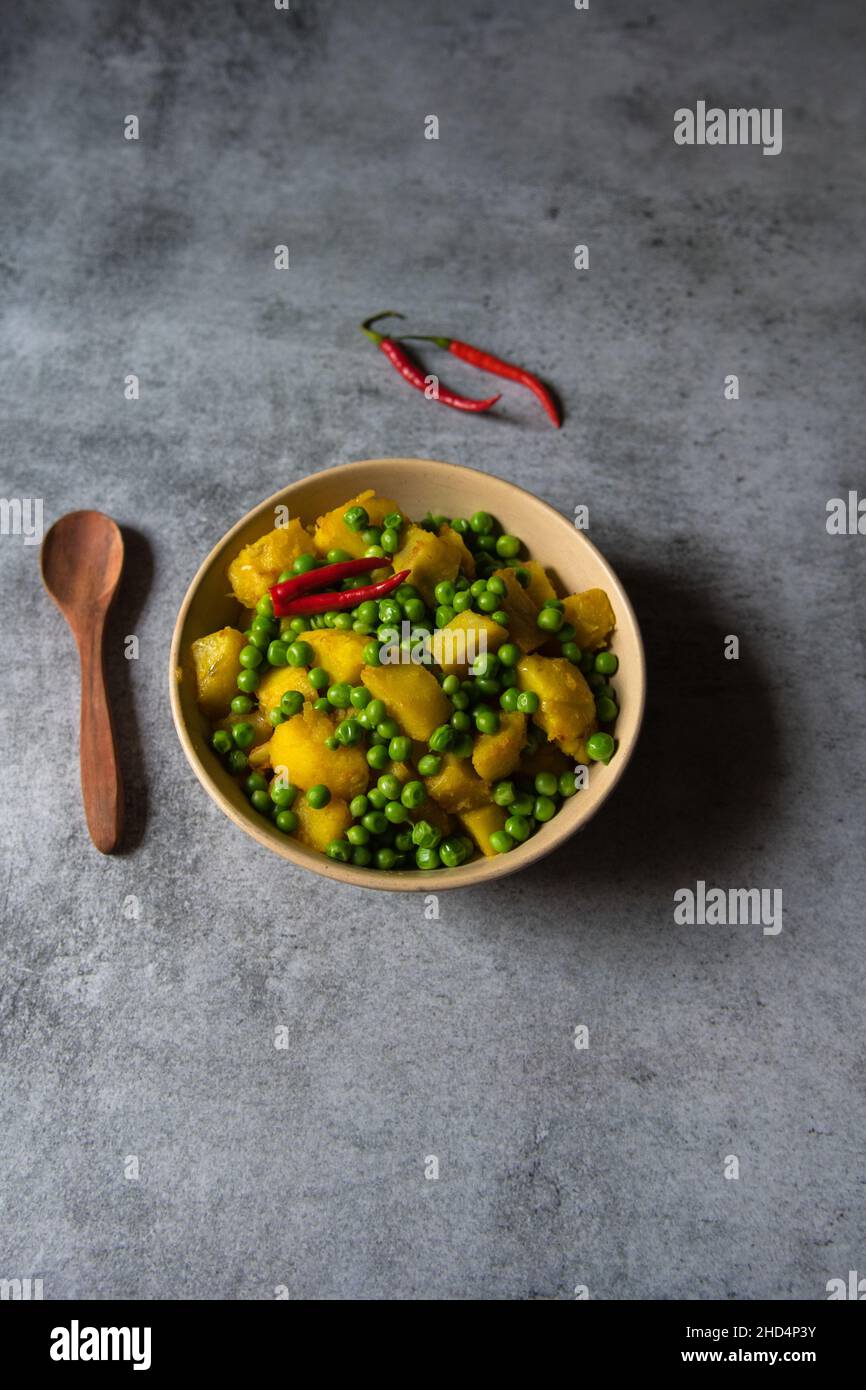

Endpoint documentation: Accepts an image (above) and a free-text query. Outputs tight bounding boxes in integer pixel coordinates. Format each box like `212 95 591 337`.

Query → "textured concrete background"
1 0 864 1300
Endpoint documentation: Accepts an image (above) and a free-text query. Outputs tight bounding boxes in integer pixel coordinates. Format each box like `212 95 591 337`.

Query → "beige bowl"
170 458 645 890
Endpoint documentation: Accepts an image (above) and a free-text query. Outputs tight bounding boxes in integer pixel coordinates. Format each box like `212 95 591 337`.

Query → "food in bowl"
189 488 620 873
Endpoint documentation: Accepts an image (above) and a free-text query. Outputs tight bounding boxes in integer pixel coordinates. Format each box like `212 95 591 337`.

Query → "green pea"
433 580 455 606
353 621 373 636
307 784 331 809
395 829 415 853
587 671 606 690
474 676 500 698
270 780 297 809
587 731 615 763
596 696 619 723
380 527 399 554
347 824 370 846
505 814 531 842
388 735 413 762
343 505 369 532
435 604 454 628
415 846 441 870
325 681 350 708
595 650 619 675
516 690 539 715
239 644 263 670
561 642 582 663
534 771 558 797
236 668 260 693
411 820 440 849
267 639 288 667
366 744 389 771
500 687 520 712
429 724 454 753
376 718 400 741
475 534 497 554
384 800 408 824
335 718 361 746
509 792 534 816
230 695 253 715
470 510 494 534
349 794 369 819
324 735 339 750
445 710 467 735
470 652 497 679
375 847 399 871
333 612 353 630
468 578 487 598
311 697 328 713
249 789 270 814
439 836 469 868
288 617 309 634
440 674 459 696
285 640 312 667
493 643 517 669
280 690 304 718
357 698 381 727
450 517 469 535
495 534 520 559
252 613 276 634
402 598 425 622
452 590 472 613
543 598 565 610
360 527 381 546
226 748 248 773
255 595 275 618
307 667 328 691
244 772 268 795
489 610 507 625
489 829 514 854
326 548 352 564
248 628 271 652
383 511 404 530
364 545 385 559
378 598 401 624
474 706 499 735
492 781 516 807
326 839 352 862
363 640 381 666
533 795 556 822
367 788 388 810
486 576 507 597
292 554 317 575
417 753 442 777
476 590 499 614
268 707 285 726
275 809 298 833
377 773 402 801
513 567 530 588
211 729 232 755
451 733 473 757
401 780 426 809
536 607 563 633
558 771 579 797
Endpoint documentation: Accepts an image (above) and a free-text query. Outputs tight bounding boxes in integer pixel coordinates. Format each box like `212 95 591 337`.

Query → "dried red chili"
270 562 410 618
401 332 561 427
360 313 500 414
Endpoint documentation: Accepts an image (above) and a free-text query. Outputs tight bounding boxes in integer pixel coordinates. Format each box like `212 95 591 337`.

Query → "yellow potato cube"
517 654 597 757
313 490 401 559
521 559 558 608
459 804 508 858
361 662 451 740
269 705 368 800
431 611 508 676
436 523 475 579
302 630 369 685
423 754 490 813
471 711 526 783
491 568 545 652
191 627 247 719
560 589 617 651
227 518 315 607
293 794 353 853
256 665 316 713
393 524 460 606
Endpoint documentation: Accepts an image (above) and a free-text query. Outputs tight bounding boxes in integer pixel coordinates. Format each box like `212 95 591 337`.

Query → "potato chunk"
313 490 401 560
227 518 315 607
293 794 353 853
491 568 545 652
521 560 558 608
431 611 508 676
303 630 369 685
393 524 460 606
516 654 597 757
256 665 316 712
423 754 490 813
191 627 246 719
269 705 368 800
560 588 616 651
361 662 450 740
436 523 475 579
459 804 508 857
471 711 526 782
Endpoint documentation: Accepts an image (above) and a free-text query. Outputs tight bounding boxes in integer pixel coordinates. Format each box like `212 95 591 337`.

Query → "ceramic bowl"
169 458 645 890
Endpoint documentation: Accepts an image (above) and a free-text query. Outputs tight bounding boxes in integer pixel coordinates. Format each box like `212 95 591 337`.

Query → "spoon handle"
78 615 124 853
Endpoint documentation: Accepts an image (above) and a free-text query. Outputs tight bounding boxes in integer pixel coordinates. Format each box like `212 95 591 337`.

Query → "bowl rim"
169 457 646 891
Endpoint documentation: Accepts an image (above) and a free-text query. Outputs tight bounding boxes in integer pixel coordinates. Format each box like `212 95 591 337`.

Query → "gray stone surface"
1 0 864 1301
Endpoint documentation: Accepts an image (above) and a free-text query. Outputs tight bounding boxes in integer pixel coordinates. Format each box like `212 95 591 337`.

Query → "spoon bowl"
41 511 125 853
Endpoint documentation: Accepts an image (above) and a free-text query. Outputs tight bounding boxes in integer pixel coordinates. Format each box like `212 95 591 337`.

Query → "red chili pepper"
270 566 411 618
270 556 380 616
400 332 561 428
360 312 501 414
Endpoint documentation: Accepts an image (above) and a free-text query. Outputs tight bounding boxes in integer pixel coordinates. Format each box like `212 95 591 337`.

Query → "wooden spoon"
41 511 125 853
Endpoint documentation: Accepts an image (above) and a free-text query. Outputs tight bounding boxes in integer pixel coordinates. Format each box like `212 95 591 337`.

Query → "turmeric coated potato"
360 662 451 741
516 654 597 757
269 705 368 801
313 490 401 559
192 627 247 719
227 519 314 607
